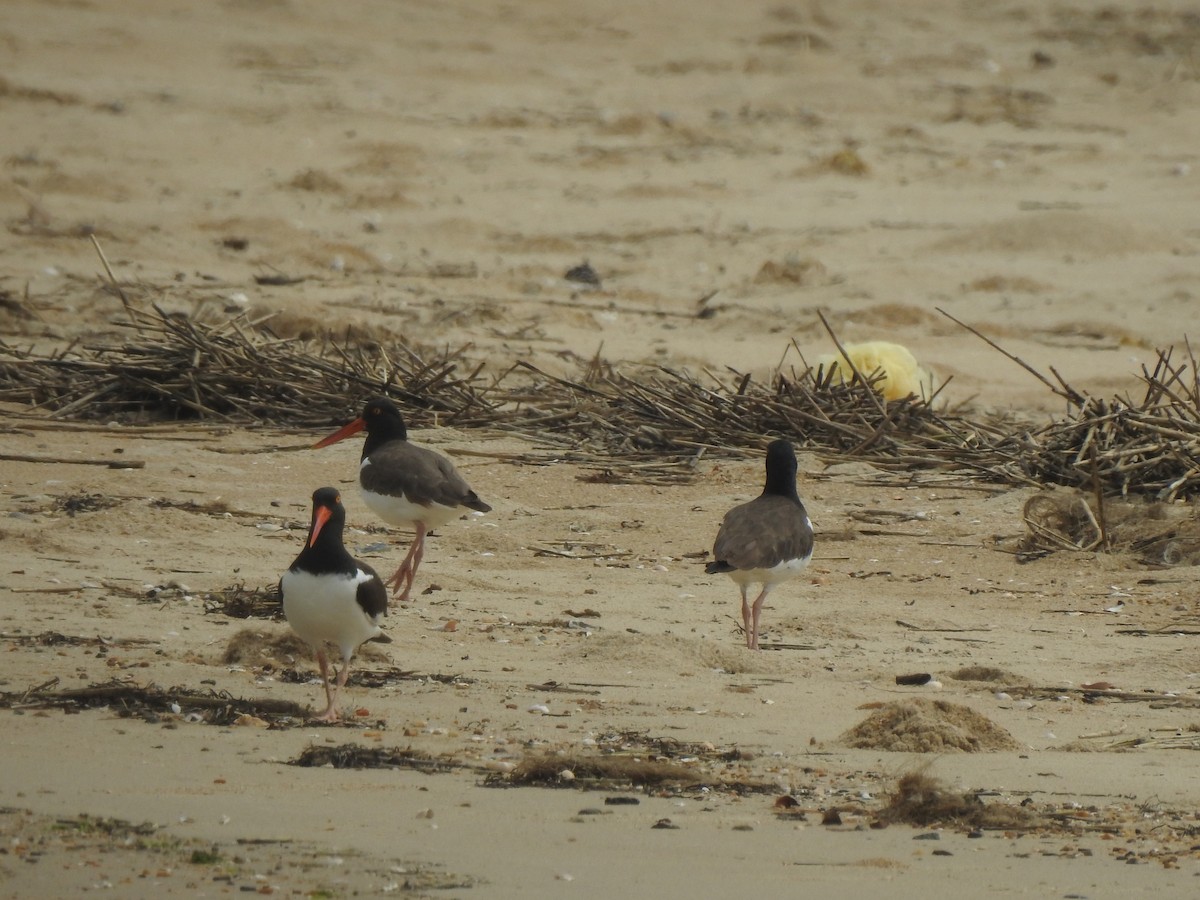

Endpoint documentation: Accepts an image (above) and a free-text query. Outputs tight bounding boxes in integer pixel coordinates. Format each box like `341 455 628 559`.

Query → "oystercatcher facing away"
705 440 814 650
313 396 491 602
281 487 388 721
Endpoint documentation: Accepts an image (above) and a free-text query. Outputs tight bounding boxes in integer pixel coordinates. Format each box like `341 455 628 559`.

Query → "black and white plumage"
281 487 388 722
313 396 491 603
705 440 814 650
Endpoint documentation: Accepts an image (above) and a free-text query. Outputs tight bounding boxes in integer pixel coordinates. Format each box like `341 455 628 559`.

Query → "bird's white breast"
281 569 383 658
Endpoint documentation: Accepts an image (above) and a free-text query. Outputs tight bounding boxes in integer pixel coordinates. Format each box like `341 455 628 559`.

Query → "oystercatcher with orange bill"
313 396 491 603
705 439 813 650
281 487 388 722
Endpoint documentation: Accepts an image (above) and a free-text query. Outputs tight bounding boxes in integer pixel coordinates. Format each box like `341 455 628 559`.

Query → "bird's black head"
360 396 408 441
306 486 346 548
762 439 800 499
311 486 342 510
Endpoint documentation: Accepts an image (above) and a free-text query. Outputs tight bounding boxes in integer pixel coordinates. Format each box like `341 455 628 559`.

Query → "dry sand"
4 0 1200 896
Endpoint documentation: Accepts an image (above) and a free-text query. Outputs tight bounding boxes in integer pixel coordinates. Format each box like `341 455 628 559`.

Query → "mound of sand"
840 699 1020 753
573 632 788 676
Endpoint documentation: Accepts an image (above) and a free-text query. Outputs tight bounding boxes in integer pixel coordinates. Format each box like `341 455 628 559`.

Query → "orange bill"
313 417 365 449
309 504 335 547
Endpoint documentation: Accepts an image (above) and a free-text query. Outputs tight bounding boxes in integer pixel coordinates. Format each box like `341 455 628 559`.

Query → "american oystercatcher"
281 487 388 721
705 439 813 650
313 396 491 602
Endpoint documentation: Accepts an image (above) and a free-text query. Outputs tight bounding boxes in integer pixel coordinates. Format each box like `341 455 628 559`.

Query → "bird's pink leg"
334 657 352 697
312 649 341 722
386 523 427 603
748 587 772 651
740 585 754 649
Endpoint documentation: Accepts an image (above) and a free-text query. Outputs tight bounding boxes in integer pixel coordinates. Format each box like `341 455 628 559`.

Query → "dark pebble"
604 796 639 806
564 262 601 286
913 832 941 841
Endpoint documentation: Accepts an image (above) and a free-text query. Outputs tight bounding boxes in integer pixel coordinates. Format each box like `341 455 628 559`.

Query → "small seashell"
559 769 575 781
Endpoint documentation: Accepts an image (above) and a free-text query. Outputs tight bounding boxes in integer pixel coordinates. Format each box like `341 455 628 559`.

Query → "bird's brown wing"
363 442 491 512
711 495 812 571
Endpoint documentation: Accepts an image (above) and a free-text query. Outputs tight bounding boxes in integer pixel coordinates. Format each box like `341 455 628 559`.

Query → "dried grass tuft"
878 772 1035 829
506 752 702 788
289 744 458 771
1017 489 1200 563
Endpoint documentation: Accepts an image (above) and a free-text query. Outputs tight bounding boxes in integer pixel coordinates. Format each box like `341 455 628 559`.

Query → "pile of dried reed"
4 294 1200 500
996 346 1200 501
0 303 964 475
0 303 493 428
